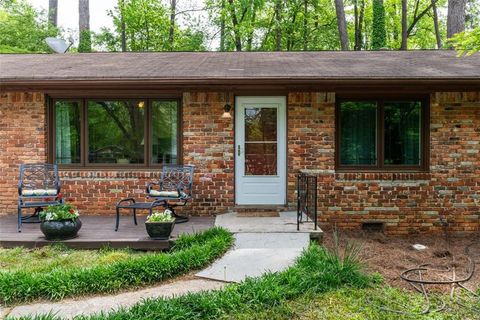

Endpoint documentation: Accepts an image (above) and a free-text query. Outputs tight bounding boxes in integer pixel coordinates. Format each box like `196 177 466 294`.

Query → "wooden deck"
0 215 215 250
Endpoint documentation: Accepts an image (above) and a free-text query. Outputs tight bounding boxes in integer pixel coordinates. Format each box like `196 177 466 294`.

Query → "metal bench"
17 164 63 232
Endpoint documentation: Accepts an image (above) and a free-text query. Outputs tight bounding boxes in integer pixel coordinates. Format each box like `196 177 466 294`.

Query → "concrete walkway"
5 279 225 319
196 232 309 282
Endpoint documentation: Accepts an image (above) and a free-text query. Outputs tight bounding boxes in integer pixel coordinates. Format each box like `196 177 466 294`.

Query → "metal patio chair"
17 164 63 232
146 165 195 223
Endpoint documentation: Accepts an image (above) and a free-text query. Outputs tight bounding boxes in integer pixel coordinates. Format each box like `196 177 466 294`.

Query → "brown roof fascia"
1 78 479 93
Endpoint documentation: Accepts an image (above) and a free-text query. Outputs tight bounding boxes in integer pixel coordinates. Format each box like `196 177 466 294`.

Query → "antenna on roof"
45 37 73 54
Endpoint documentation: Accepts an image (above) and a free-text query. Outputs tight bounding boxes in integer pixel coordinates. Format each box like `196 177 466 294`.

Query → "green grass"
0 227 233 306
9 237 479 320
74 243 374 320
0 244 147 273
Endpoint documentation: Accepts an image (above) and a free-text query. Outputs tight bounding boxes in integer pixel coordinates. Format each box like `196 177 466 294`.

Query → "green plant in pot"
39 203 82 240
145 209 175 240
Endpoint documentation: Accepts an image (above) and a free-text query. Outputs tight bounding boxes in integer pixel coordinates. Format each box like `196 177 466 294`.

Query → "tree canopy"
0 0 478 53
0 0 59 53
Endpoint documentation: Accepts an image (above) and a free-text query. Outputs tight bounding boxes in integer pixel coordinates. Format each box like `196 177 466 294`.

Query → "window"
50 98 180 167
336 97 428 171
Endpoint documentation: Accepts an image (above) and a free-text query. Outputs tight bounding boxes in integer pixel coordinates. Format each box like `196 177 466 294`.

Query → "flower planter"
145 220 175 240
40 219 82 240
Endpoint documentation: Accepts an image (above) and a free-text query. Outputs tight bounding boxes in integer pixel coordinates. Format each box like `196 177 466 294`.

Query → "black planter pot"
145 220 175 240
40 219 82 240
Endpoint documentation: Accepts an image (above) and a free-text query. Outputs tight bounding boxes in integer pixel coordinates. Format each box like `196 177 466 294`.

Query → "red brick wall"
0 91 235 217
287 92 480 234
0 92 47 214
0 90 479 234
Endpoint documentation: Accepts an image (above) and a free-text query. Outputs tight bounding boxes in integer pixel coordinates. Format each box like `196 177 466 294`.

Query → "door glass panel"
244 107 277 175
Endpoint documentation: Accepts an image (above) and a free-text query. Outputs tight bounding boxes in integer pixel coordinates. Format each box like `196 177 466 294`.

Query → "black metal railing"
297 172 318 231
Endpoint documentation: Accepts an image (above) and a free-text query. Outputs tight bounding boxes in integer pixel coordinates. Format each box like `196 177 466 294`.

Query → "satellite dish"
45 37 72 53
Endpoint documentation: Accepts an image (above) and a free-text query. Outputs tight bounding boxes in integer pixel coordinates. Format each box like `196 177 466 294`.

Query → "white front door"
235 96 287 205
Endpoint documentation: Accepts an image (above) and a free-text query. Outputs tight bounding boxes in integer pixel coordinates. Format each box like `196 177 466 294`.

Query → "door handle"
237 145 241 156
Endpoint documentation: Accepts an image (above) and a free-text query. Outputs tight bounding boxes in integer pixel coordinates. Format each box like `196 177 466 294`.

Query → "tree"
78 0 91 52
48 0 57 27
447 0 466 39
274 0 282 50
168 0 177 51
334 0 349 50
431 0 442 48
354 0 365 50
95 0 205 52
0 0 59 53
450 27 480 55
371 0 386 49
400 0 407 49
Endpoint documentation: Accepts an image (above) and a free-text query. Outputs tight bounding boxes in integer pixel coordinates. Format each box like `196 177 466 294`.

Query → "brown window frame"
335 94 430 172
48 97 182 169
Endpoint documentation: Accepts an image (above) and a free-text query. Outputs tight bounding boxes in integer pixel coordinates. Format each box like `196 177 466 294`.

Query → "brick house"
0 51 479 234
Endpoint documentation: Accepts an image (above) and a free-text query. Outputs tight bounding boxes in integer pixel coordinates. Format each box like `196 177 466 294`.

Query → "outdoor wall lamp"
222 103 232 119
222 92 232 119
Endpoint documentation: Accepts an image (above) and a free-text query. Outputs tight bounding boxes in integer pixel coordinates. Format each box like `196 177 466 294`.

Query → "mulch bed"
321 226 480 293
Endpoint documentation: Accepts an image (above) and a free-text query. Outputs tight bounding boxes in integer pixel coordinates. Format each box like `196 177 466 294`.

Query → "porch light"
222 103 232 119
137 101 145 109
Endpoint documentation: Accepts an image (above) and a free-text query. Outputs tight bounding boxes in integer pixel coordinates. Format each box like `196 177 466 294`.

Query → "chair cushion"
22 189 57 196
149 190 179 197
149 190 188 198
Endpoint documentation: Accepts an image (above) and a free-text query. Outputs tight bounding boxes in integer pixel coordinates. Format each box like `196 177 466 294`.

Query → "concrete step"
233 205 292 217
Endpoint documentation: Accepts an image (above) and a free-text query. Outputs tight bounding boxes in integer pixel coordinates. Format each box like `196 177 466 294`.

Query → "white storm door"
235 96 286 205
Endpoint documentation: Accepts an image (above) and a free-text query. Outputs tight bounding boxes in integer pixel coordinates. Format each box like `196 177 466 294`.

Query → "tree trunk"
303 0 308 51
79 0 90 32
334 0 349 50
120 0 126 51
274 0 282 51
431 0 442 48
78 0 91 52
220 0 226 51
371 0 386 49
246 0 256 51
354 0 365 50
48 0 58 27
447 0 466 39
400 0 407 49
168 0 176 51
228 0 243 51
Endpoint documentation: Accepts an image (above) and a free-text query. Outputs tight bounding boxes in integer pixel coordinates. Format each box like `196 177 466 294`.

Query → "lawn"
5 231 479 320
0 227 234 305
0 245 148 273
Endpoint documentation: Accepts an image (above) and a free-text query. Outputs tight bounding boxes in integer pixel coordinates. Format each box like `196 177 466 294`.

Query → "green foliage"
39 203 79 221
0 227 233 305
146 210 174 223
0 245 147 274
61 243 373 320
78 29 92 52
450 27 480 55
94 0 206 51
225 287 480 320
0 0 60 53
371 0 386 49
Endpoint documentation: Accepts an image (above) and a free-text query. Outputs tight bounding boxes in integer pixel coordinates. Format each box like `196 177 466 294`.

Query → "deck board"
0 215 215 250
